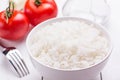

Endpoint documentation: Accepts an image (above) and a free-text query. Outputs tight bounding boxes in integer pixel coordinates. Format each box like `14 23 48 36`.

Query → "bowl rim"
26 17 113 71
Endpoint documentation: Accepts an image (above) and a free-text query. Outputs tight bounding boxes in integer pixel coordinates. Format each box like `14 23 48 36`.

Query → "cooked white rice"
29 20 109 70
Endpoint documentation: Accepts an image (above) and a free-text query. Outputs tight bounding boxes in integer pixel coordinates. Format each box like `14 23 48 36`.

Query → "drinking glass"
62 0 110 25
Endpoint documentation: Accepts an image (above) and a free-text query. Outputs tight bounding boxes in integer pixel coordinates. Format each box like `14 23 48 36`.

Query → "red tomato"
24 0 58 26
0 10 29 40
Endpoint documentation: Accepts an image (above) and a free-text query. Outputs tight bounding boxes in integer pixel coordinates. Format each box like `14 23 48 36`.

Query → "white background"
0 0 120 80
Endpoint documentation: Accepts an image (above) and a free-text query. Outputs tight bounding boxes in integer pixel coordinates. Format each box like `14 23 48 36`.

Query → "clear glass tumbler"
62 0 110 25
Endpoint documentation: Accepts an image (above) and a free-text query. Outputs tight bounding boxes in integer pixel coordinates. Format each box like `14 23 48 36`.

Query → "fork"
0 40 30 77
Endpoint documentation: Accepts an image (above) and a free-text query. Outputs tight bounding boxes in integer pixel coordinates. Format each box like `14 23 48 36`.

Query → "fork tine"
15 50 30 74
19 57 30 74
21 59 30 74
9 54 25 77
13 53 28 76
8 59 22 77
13 50 30 75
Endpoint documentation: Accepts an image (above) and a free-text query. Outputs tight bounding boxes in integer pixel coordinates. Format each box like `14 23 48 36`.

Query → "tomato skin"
0 10 29 40
24 0 58 26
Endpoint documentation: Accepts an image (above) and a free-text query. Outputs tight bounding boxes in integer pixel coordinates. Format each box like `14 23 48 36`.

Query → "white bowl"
26 17 112 80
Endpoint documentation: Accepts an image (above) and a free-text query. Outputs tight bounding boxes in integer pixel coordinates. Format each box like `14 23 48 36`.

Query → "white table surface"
0 0 120 80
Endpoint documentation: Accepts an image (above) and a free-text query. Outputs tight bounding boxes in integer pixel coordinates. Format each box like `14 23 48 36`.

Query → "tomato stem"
5 1 14 22
34 0 41 7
